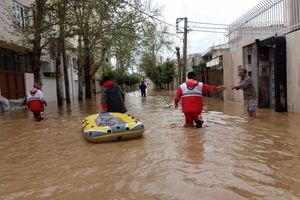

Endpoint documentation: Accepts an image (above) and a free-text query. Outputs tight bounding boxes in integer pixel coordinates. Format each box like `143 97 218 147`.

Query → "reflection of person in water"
184 133 204 164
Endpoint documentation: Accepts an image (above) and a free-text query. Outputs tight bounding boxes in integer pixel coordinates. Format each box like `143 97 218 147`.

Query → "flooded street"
0 89 300 200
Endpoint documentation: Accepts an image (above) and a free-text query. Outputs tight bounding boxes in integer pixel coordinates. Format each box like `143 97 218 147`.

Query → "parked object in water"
0 96 27 112
0 96 12 112
82 112 144 143
9 97 27 107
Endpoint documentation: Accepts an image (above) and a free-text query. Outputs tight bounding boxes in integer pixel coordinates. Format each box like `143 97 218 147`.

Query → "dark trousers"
141 90 146 97
32 111 43 121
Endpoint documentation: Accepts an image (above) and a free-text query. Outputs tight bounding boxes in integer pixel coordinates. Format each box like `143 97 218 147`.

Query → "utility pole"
182 17 187 82
176 17 188 82
175 47 181 84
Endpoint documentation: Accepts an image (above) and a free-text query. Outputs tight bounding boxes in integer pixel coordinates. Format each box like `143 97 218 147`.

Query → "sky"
151 0 262 58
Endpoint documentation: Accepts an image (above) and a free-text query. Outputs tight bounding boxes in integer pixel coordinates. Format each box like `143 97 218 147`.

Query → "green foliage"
159 59 176 84
100 67 140 86
124 74 141 86
99 67 116 85
14 0 169 97
140 56 175 86
139 54 156 77
192 63 206 73
136 22 174 80
149 67 161 85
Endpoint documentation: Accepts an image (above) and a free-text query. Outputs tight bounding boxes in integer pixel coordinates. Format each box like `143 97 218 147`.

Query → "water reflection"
0 89 300 200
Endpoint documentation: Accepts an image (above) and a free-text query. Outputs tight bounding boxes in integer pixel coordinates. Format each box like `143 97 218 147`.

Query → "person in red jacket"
175 72 225 128
27 82 47 121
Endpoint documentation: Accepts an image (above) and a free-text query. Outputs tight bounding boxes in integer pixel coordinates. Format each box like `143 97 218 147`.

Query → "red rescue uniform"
27 88 47 121
175 79 217 126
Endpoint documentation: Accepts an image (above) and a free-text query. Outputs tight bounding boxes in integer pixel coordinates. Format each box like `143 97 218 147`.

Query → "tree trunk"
77 36 83 101
32 49 41 83
84 55 92 99
56 56 63 106
83 36 92 99
62 43 71 104
59 0 71 105
31 0 47 83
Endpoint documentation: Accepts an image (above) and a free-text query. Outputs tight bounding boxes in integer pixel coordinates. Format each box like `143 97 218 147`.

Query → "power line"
124 2 230 34
189 29 227 33
188 20 229 26
124 1 177 28
161 31 181 38
190 25 227 30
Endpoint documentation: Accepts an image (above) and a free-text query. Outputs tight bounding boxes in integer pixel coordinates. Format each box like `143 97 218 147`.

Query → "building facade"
0 0 33 99
225 0 300 113
0 0 78 103
202 44 229 99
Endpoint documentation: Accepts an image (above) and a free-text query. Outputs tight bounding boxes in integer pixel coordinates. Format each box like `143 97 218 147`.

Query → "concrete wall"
286 30 300 113
242 43 259 100
187 53 203 70
223 50 244 103
24 73 33 96
42 78 57 102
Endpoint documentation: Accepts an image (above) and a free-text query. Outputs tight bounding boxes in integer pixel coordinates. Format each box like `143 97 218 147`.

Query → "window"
0 49 8 70
11 0 28 28
26 54 32 72
247 54 251 64
19 54 28 72
6 52 16 71
72 58 78 70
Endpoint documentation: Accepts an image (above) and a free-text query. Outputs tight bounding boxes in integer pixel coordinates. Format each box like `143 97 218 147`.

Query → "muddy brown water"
0 89 300 200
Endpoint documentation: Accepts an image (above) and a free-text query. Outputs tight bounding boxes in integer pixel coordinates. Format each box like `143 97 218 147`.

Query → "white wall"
42 78 57 102
39 53 78 103
223 49 244 103
24 73 34 95
24 73 56 103
286 30 300 113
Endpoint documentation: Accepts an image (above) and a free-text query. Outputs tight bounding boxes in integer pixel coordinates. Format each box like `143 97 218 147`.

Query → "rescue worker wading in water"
175 72 225 128
27 82 47 121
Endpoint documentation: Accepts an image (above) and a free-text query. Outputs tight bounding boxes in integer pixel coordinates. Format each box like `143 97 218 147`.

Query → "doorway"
257 36 287 112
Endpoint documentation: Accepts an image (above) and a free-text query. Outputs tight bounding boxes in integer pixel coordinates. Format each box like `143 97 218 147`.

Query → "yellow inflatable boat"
82 112 144 143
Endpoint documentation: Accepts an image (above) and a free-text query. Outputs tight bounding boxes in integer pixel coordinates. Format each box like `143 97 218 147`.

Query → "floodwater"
0 88 300 200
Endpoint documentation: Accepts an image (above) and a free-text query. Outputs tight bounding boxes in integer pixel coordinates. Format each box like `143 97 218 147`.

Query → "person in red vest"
175 72 225 128
27 82 47 121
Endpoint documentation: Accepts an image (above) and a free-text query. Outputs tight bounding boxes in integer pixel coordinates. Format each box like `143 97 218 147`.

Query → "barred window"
11 0 28 28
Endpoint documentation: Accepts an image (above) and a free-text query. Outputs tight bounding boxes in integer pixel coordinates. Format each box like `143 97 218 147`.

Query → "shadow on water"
0 89 300 200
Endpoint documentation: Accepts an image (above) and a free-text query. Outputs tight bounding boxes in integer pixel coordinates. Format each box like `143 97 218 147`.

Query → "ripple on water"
0 90 300 200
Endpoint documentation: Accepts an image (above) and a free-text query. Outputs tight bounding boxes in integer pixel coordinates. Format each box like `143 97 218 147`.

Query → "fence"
227 0 300 48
